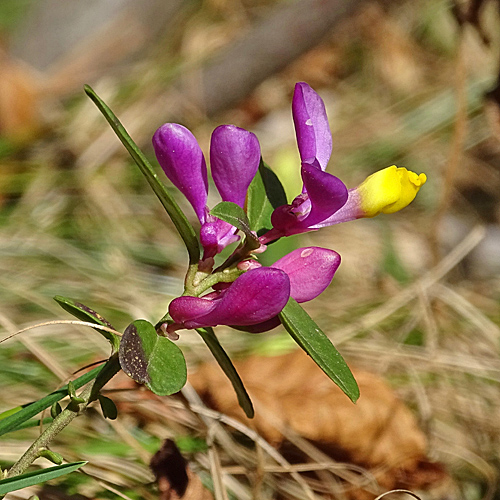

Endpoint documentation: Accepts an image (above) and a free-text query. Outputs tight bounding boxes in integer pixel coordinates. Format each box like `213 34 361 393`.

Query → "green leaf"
279 299 359 403
119 320 187 396
0 462 87 495
54 296 120 352
98 395 118 420
10 418 53 432
209 201 260 250
84 85 200 265
247 159 287 236
196 327 254 418
38 449 64 465
0 365 104 437
50 402 62 419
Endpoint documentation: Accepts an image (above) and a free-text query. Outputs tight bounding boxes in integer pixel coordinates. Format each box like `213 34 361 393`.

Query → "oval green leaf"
210 201 260 250
119 320 187 396
279 299 359 403
98 395 118 420
0 461 87 495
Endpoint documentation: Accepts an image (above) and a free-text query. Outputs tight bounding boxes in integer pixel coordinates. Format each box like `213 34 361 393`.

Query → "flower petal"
153 123 208 223
272 246 341 303
199 218 240 259
233 246 341 333
169 295 218 326
210 125 261 207
313 165 427 228
299 161 348 227
168 267 290 329
268 163 348 237
358 165 427 216
292 82 332 170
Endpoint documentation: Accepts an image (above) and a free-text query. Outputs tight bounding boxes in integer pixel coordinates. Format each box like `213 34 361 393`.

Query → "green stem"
7 354 121 478
155 266 244 329
190 267 243 296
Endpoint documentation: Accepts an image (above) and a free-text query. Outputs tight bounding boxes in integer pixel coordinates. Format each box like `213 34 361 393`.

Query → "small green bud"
67 381 85 404
50 402 62 419
67 380 76 398
38 448 63 465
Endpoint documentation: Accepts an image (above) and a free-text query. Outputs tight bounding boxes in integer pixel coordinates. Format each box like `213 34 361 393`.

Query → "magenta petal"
210 125 261 207
272 247 340 302
153 123 208 223
169 268 290 329
169 296 218 326
292 82 332 171
199 218 240 259
232 317 282 333
299 161 348 228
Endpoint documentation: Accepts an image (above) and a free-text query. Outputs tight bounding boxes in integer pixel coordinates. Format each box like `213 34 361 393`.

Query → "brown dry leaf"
151 439 214 500
0 47 42 141
190 350 448 494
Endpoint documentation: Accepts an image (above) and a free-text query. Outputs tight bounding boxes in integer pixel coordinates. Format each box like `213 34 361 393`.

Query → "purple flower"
237 246 341 333
153 124 208 223
153 124 261 258
272 246 340 303
260 83 426 244
167 267 290 332
167 246 339 333
259 83 348 242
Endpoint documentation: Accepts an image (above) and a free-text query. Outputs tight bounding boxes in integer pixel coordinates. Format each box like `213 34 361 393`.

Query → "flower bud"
357 165 427 217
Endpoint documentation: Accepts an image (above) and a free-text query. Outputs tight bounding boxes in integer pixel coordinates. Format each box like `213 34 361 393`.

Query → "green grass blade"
0 365 103 437
196 327 254 418
0 461 87 495
84 84 200 265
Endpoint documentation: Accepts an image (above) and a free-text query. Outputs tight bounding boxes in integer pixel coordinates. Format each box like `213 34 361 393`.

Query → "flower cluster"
153 82 426 335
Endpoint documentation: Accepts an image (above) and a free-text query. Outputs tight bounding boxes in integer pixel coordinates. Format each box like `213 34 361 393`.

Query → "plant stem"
7 354 121 478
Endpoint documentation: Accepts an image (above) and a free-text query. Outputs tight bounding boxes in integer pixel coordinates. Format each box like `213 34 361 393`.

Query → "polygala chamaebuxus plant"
0 82 426 496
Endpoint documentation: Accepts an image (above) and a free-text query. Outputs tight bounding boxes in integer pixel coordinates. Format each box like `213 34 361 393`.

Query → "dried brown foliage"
0 47 41 141
190 350 449 495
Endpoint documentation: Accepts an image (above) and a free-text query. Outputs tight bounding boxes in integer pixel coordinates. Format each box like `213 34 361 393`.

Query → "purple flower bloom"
260 83 349 242
237 246 341 333
167 267 290 332
272 246 340 303
166 246 339 333
260 83 427 244
153 124 208 224
153 124 261 258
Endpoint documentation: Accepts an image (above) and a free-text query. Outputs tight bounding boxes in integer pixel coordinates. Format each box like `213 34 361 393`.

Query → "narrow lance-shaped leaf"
53 296 120 352
279 298 359 403
119 320 187 396
247 159 287 236
84 85 200 265
10 417 53 431
210 201 260 250
0 461 88 495
0 365 104 437
196 327 254 418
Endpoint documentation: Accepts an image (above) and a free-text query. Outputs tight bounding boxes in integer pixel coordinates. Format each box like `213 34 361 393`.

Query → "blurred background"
1 0 500 499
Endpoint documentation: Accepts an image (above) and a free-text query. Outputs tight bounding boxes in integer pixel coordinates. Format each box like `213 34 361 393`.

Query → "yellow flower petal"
357 165 427 217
